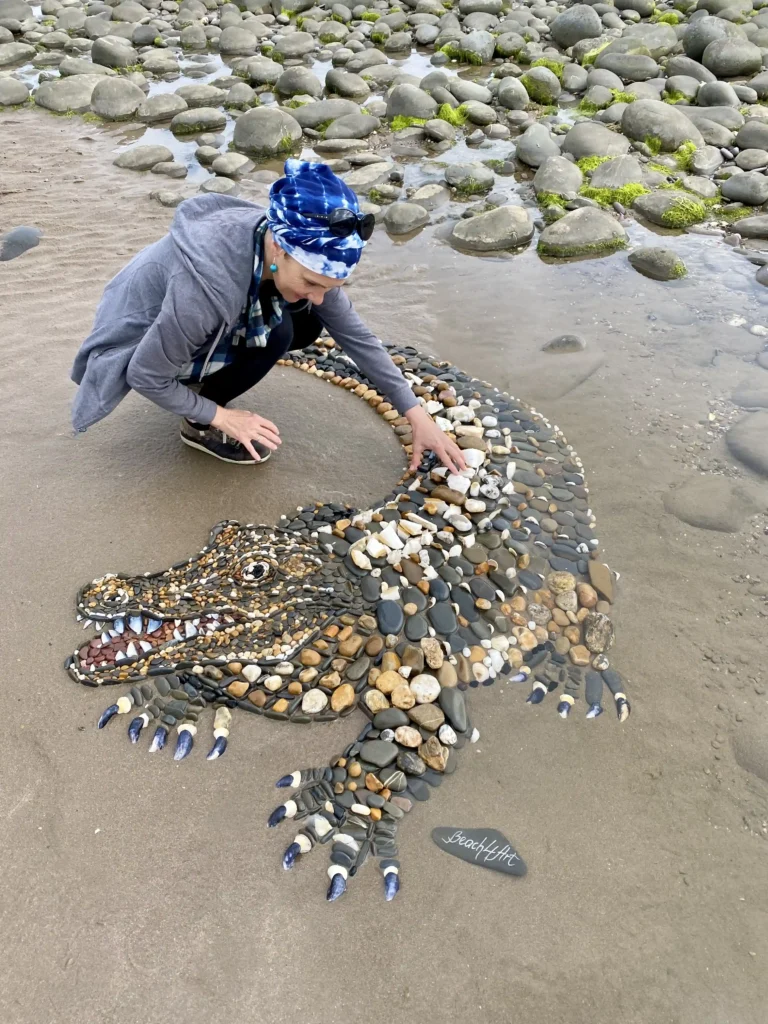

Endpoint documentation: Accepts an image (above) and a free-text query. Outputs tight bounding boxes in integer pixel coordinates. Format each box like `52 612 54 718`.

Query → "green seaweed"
673 140 697 171
659 194 707 228
581 41 610 67
663 89 689 104
537 234 627 258
439 42 483 65
536 191 567 208
521 72 558 105
610 90 637 105
711 204 753 222
153 36 164 45
530 57 564 82
577 98 605 115
454 177 492 195
367 187 389 204
370 30 389 45
116 64 143 74
645 136 663 155
484 159 506 171
437 102 468 126
576 155 612 174
648 160 672 173
580 183 650 206
390 115 427 130
319 32 341 42
652 10 682 23
361 10 380 19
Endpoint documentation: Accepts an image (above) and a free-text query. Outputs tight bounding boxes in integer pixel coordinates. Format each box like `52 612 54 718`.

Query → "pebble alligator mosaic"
67 338 631 902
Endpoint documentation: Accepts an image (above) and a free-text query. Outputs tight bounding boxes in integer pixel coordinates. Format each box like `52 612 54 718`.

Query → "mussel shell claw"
384 872 400 902
268 805 287 828
148 725 168 752
283 841 301 870
173 730 194 761
326 872 347 902
98 704 119 729
128 716 145 743
206 735 228 760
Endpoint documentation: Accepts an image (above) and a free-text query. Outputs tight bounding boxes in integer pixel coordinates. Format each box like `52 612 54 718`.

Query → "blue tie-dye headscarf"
265 159 366 280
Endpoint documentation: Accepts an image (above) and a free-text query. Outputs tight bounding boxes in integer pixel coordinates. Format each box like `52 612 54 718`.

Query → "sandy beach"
1 107 768 1024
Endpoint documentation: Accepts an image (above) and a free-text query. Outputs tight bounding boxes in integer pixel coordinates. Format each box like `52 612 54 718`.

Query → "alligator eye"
102 588 129 606
242 561 270 583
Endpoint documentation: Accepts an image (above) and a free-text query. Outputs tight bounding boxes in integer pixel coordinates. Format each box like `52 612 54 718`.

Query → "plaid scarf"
181 220 285 383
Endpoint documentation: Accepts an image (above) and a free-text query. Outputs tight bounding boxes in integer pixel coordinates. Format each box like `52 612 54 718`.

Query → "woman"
71 159 464 474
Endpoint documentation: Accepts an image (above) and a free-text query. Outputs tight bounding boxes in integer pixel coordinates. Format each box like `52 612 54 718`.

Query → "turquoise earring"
269 262 278 273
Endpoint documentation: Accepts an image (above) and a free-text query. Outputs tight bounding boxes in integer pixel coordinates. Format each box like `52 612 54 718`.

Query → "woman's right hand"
211 407 281 461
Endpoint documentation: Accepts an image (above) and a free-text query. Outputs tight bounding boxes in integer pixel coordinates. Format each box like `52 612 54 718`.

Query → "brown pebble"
569 645 591 666
338 634 364 658
248 689 267 707
365 635 384 656
272 699 289 714
330 682 355 711
226 680 249 698
300 649 322 666
381 651 401 673
347 760 362 777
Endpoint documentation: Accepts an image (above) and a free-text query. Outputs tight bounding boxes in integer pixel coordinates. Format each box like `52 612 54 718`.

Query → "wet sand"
1 110 768 1024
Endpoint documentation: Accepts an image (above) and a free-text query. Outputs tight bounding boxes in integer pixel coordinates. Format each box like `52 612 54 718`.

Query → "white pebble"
410 673 441 703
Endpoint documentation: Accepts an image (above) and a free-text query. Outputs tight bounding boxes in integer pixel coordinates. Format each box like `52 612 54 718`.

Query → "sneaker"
180 420 272 465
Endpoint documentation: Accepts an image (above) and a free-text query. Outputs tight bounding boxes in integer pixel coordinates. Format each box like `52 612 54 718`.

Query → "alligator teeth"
115 651 126 663
126 642 138 658
128 615 143 634
113 617 125 634
173 629 183 641
185 621 198 639
101 632 110 645
139 641 153 653
146 619 162 634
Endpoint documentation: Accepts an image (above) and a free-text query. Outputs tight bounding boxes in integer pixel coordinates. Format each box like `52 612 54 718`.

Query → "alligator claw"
283 841 301 870
526 681 547 705
586 702 604 719
97 704 119 729
383 868 400 902
206 735 228 760
616 696 631 723
556 699 572 719
326 866 347 902
128 714 147 743
276 771 300 788
268 799 297 828
173 725 195 761
148 725 168 752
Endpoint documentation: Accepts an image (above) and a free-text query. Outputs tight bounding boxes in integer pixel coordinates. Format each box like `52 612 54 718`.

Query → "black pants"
191 305 323 423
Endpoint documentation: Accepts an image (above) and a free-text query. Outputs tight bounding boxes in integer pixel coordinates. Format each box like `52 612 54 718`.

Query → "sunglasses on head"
323 207 375 241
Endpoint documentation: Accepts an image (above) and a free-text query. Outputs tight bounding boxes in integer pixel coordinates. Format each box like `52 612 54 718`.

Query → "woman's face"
273 250 343 306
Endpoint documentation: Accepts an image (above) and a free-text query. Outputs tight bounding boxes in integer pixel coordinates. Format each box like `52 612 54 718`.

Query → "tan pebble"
421 637 444 670
324 624 340 638
364 689 390 712
564 625 581 645
596 600 611 615
394 726 422 747
365 772 384 792
272 699 289 714
456 654 473 684
347 759 362 777
437 661 458 687
365 636 384 656
512 627 537 651
569 645 591 666
248 690 267 707
313 639 329 652
367 666 381 687
552 607 570 627
330 682 355 711
475 598 492 611
416 580 430 595
507 648 524 670
331 658 346 673
381 652 401 673
226 680 249 698
576 583 598 609
469 646 486 664
338 625 353 642
334 782 345 795
287 681 302 696
375 669 402 695
576 607 590 623
510 595 527 612
380 788 391 800
299 667 318 683
517 553 530 569
418 735 449 772
338 634 364 658
403 603 418 616
358 614 377 631
227 662 243 675
548 571 577 594
369 807 382 822
533 626 548 643
391 683 416 710
321 671 342 690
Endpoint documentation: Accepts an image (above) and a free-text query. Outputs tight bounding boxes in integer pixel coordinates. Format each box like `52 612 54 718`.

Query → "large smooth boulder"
521 66 561 105
113 145 174 170
735 120 768 149
590 155 645 188
233 106 302 156
0 42 35 66
90 77 145 120
0 77 28 105
622 22 679 59
137 93 188 123
272 31 316 59
275 66 323 98
386 83 437 120
632 191 706 227
628 247 687 281
451 205 534 251
444 161 495 192
170 107 227 134
537 207 626 258
593 53 660 82
496 75 529 111
383 202 429 235
91 36 138 69
292 98 359 128
0 0 31 19
721 170 768 205
702 39 762 78
621 99 703 151
59 57 115 77
533 155 583 196
683 16 729 61
34 75 103 113
550 4 602 48
516 122 560 168
561 121 630 160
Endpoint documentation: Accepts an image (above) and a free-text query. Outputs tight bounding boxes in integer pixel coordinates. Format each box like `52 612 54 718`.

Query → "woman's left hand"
405 405 467 475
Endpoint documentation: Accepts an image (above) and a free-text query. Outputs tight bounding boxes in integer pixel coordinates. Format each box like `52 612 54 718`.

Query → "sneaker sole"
180 433 271 465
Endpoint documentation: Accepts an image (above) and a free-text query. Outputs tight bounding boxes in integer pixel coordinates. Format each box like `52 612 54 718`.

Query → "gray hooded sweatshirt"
70 194 419 432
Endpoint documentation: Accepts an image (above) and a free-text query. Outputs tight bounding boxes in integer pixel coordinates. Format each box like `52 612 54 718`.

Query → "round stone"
302 689 329 714
394 725 422 747
409 673 441 704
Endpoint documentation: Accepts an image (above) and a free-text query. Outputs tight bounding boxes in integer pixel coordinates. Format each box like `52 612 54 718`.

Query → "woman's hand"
405 405 466 475
211 407 281 462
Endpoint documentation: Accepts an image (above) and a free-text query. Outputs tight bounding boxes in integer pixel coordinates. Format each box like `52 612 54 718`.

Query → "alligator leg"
268 688 477 902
